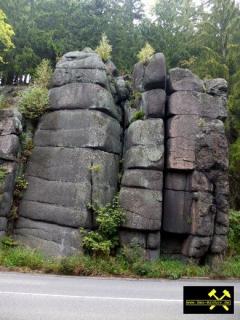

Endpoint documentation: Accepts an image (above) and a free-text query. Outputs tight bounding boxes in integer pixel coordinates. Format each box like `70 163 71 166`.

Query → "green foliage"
0 167 7 183
18 86 48 120
81 195 125 257
228 210 240 255
20 133 34 160
0 9 14 63
95 33 112 62
14 175 28 199
129 91 142 109
229 139 240 208
0 94 10 109
137 42 155 64
88 164 101 173
0 243 222 278
0 236 18 248
131 110 145 122
34 59 53 88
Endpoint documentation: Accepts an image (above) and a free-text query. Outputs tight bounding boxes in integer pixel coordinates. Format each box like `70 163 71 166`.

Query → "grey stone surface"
147 232 161 249
205 78 228 97
169 68 204 92
20 147 119 226
168 91 227 120
163 190 192 234
182 236 211 258
211 235 228 254
15 217 82 256
165 172 213 193
132 62 145 92
120 187 162 231
35 110 122 154
0 135 20 160
145 248 160 260
49 83 121 121
122 169 163 191
124 145 164 170
143 53 166 90
141 89 166 118
132 53 166 92
56 51 106 70
0 217 7 232
52 68 108 88
105 60 118 77
124 119 164 170
119 229 146 248
125 119 164 150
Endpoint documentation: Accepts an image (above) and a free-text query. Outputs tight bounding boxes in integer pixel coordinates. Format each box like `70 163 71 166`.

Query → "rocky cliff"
0 49 229 262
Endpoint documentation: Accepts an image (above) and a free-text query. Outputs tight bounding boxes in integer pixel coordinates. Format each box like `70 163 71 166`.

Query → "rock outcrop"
0 50 229 262
14 49 124 256
0 109 22 236
119 54 166 259
164 70 229 260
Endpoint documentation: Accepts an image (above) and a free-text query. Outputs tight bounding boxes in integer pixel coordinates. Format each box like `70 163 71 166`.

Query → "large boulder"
34 110 122 154
168 68 204 93
49 83 121 121
133 53 166 92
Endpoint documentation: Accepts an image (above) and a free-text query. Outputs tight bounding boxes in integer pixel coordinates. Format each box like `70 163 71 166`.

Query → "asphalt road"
0 272 239 320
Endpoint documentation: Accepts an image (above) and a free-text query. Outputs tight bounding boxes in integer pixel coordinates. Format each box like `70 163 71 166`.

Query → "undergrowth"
0 237 240 278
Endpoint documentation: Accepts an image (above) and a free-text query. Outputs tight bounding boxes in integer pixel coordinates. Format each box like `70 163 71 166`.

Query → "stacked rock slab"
163 68 229 260
119 53 166 260
0 109 22 236
15 49 123 256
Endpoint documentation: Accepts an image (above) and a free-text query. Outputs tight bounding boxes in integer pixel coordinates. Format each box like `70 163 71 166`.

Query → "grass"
0 241 240 279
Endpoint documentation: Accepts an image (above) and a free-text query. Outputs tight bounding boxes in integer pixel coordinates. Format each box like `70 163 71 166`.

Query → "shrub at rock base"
19 86 48 120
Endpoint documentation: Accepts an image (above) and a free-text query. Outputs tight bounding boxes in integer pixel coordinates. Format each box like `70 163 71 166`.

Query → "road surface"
0 272 239 320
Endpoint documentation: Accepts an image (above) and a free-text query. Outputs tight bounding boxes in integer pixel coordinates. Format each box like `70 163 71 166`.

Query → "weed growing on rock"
131 110 145 122
95 33 112 62
137 42 155 64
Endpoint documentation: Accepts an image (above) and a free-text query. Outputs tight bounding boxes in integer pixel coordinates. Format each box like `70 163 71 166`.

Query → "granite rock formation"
14 49 124 256
0 50 229 262
0 109 22 236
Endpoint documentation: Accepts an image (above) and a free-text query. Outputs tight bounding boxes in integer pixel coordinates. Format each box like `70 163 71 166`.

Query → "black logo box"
183 286 234 314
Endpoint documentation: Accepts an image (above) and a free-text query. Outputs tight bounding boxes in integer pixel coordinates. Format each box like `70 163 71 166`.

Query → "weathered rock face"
119 54 166 259
15 49 124 256
0 109 22 236
4 50 228 262
164 68 229 260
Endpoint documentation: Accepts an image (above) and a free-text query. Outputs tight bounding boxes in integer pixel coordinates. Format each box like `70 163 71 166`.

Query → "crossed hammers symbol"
208 289 231 311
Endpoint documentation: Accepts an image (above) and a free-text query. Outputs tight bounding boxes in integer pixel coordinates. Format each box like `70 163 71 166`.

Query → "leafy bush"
95 33 112 62
81 195 125 256
228 210 240 255
131 110 145 122
137 42 155 64
19 86 49 120
34 59 53 88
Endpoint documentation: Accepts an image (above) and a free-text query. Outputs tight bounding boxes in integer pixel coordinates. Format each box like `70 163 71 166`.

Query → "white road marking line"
0 291 239 304
0 291 182 302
